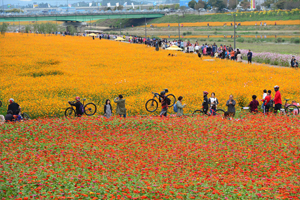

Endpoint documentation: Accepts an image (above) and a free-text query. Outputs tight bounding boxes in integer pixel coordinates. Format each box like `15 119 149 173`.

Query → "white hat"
9 98 14 103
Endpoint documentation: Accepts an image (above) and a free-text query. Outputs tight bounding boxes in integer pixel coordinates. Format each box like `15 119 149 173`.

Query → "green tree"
174 4 180 9
240 0 250 9
25 25 31 33
67 25 77 35
228 0 237 9
194 0 208 10
262 0 275 8
188 0 197 8
0 23 9 35
208 0 226 10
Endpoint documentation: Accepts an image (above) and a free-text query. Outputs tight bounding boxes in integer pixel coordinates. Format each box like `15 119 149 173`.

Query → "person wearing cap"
274 85 282 113
202 91 209 114
291 57 298 68
68 96 84 117
7 98 21 116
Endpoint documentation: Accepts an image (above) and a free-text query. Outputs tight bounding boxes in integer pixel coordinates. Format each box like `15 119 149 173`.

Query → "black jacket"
104 104 112 114
69 101 83 115
202 96 209 108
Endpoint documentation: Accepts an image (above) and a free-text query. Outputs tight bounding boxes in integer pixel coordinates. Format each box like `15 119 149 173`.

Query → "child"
261 89 267 110
249 95 259 113
104 99 112 118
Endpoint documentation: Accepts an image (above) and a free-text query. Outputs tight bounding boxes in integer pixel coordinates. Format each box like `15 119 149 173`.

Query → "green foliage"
182 31 193 36
188 0 197 9
275 37 285 43
290 37 300 44
33 23 59 34
67 25 77 35
25 25 31 33
174 4 180 9
236 37 245 43
237 95 247 108
208 0 226 10
150 10 300 24
0 23 9 35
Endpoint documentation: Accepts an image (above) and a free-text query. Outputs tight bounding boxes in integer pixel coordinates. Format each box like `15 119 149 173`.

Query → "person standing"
226 95 236 118
104 99 112 118
273 85 282 113
114 95 126 118
176 96 186 117
68 96 84 117
202 91 209 114
261 89 267 110
209 92 219 115
159 91 168 117
262 90 272 114
247 49 253 64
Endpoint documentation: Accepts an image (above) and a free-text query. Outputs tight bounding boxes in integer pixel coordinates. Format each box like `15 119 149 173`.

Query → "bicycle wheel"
215 109 225 117
192 110 208 116
167 94 176 107
145 99 158 112
285 105 299 116
22 113 30 120
84 103 97 116
65 107 76 118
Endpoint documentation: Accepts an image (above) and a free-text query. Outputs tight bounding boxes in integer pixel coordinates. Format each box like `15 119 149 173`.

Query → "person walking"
114 95 126 118
175 96 186 117
104 99 112 118
247 49 252 64
226 95 236 118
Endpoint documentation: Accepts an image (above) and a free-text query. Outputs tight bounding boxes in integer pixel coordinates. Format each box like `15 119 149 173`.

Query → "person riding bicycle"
202 91 209 114
159 91 168 117
68 96 84 117
274 85 282 113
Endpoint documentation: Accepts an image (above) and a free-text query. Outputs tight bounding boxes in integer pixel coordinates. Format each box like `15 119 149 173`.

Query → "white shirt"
209 97 218 108
262 93 267 99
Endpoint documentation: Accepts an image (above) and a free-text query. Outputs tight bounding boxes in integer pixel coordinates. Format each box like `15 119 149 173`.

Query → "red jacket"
263 95 271 105
274 91 282 105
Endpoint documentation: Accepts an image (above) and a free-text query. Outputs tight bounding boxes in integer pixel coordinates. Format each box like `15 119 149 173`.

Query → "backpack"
173 103 178 113
166 97 171 105
267 100 273 107
79 103 85 114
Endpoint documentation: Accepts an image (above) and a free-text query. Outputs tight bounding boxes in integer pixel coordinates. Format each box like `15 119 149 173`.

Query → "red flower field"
0 114 299 199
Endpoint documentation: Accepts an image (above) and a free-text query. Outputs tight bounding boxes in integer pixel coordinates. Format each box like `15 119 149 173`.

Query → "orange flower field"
0 33 300 118
148 20 300 27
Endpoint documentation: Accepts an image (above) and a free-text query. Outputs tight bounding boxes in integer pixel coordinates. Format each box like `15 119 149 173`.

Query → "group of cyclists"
1 85 299 123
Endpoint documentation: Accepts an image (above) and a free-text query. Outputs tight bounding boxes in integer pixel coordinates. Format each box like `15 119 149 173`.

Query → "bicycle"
65 98 97 118
145 89 176 113
21 112 30 120
192 107 225 117
269 99 299 116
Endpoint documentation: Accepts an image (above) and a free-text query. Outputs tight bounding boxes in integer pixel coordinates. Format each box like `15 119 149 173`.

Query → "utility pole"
120 22 121 35
234 14 236 49
178 15 180 40
2 0 4 15
145 17 147 38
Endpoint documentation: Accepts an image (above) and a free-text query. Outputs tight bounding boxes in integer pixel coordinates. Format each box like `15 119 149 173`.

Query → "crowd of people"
1 85 299 124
